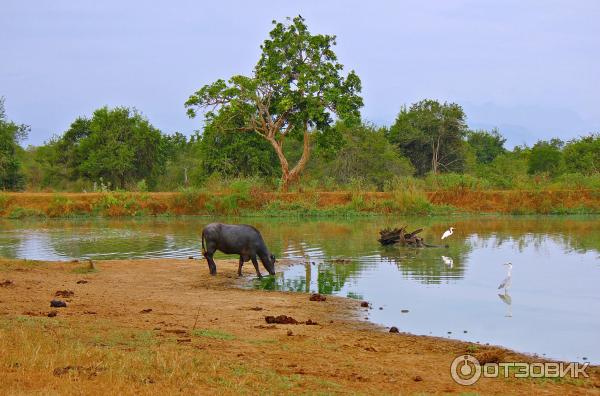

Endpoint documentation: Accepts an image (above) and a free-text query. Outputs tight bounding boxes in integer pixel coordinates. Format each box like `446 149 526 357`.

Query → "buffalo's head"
264 254 276 276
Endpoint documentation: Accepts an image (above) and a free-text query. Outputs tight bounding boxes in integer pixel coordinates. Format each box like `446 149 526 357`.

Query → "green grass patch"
71 266 99 274
191 328 236 340
7 207 46 219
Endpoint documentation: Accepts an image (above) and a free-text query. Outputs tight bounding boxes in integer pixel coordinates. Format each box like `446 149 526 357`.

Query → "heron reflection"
497 262 513 317
498 292 512 317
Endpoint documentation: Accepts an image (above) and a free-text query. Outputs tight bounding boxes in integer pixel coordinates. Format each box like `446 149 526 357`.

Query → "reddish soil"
0 258 598 394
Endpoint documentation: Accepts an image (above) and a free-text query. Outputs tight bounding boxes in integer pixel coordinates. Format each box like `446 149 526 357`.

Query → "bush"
136 179 148 192
47 194 75 217
423 173 491 190
550 173 600 190
204 178 257 215
528 139 564 176
8 207 45 219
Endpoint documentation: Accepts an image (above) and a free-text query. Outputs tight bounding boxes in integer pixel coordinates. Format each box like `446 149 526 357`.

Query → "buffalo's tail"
201 230 207 257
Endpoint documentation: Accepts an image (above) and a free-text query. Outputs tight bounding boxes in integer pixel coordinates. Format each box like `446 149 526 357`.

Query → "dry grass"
0 258 598 395
0 189 598 218
0 316 331 395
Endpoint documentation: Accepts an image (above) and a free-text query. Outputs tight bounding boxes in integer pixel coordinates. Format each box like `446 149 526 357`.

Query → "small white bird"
497 262 513 291
441 227 455 240
441 255 454 268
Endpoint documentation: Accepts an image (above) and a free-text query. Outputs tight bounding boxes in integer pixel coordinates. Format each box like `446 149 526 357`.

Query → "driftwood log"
378 226 445 248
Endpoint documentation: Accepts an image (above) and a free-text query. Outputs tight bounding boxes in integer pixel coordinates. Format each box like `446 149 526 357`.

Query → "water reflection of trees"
0 231 21 258
19 218 181 260
256 260 364 294
251 215 600 292
447 217 600 255
251 218 476 290
1 215 598 292
379 242 471 284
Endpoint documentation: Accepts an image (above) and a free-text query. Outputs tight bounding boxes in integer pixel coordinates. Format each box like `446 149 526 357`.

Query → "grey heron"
441 227 455 240
497 262 512 291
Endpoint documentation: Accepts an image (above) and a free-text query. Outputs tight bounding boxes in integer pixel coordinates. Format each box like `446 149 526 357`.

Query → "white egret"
497 262 512 291
441 227 455 240
441 255 454 268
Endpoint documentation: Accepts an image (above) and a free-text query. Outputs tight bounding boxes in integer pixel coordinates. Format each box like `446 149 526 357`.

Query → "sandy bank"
0 258 597 395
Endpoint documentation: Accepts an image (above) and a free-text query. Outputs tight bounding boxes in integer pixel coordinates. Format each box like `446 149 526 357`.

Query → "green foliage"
312 122 414 190
198 121 279 178
424 173 491 190
47 194 75 217
185 16 363 190
43 106 167 190
204 178 255 215
388 99 468 175
0 97 29 190
7 207 45 219
563 134 599 175
156 132 203 190
550 173 600 190
474 150 530 189
89 192 147 216
528 139 564 176
136 179 148 192
0 193 10 211
384 181 438 214
467 128 506 164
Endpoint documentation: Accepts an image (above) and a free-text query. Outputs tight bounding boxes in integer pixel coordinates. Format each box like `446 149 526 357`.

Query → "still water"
1 215 598 363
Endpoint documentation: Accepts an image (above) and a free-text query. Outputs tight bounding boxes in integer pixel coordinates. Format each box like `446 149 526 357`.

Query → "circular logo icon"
450 354 481 385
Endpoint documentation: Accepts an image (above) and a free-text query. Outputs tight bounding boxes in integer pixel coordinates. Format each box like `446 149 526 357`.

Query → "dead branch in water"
378 227 443 248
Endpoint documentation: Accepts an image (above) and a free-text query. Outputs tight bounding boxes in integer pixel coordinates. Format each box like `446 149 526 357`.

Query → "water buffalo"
201 223 276 278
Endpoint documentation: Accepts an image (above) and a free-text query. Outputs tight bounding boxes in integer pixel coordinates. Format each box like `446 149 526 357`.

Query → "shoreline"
1 190 598 219
0 258 597 394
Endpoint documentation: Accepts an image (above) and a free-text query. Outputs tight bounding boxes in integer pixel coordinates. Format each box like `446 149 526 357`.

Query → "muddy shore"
0 258 598 395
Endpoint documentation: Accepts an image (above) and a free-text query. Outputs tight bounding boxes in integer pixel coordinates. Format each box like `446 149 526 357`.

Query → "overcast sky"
1 0 599 147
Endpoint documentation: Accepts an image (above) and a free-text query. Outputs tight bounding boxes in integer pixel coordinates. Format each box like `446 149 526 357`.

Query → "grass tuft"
191 328 236 340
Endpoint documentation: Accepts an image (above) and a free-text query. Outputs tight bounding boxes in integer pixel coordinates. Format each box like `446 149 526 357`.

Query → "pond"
1 215 598 363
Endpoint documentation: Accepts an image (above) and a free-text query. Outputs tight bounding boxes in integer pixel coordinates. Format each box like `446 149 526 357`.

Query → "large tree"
0 97 29 190
387 99 468 175
52 106 167 189
185 16 363 190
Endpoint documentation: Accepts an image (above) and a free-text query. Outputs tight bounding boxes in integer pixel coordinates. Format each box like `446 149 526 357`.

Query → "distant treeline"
1 15 598 193
1 98 598 193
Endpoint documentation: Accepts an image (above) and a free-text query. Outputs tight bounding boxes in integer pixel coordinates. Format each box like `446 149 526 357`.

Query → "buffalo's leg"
251 256 263 279
202 242 218 275
238 257 244 277
204 253 217 275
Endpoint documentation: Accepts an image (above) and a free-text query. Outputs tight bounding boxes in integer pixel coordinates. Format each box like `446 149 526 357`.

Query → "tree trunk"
431 139 439 175
268 126 311 192
286 128 311 189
